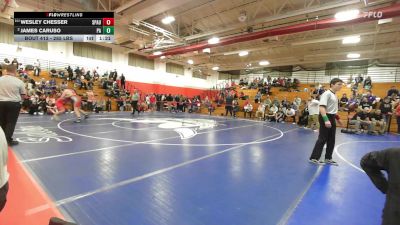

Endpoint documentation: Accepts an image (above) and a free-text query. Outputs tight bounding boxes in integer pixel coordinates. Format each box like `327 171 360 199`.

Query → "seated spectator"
349 108 373 134
387 86 398 97
263 95 272 107
339 93 348 110
272 97 280 107
370 109 386 135
254 91 262 104
243 101 253 118
294 96 302 108
285 105 296 124
274 107 285 123
266 105 277 121
255 104 266 120
365 90 378 108
359 97 372 112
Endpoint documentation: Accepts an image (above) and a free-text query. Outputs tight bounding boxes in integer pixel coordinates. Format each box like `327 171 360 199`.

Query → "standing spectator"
130 90 140 115
0 127 9 212
307 96 320 131
363 76 372 90
225 94 233 117
380 97 393 131
33 59 41 76
254 91 261 104
396 102 400 134
360 148 400 225
309 78 343 165
0 64 26 146
120 73 126 90
106 98 112 112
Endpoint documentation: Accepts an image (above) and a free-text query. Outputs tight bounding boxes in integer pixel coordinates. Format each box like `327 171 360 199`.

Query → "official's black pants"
310 114 336 160
0 101 21 143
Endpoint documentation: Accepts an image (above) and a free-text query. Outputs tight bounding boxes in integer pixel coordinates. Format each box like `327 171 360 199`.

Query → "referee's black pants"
310 114 336 160
0 101 21 143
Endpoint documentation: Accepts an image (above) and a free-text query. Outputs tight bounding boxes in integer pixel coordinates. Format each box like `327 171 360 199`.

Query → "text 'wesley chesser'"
18 20 69 25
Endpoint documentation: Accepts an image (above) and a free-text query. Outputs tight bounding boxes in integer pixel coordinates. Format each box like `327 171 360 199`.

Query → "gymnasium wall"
0 42 220 94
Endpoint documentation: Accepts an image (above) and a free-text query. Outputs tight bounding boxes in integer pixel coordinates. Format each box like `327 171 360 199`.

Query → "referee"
309 78 343 165
0 63 26 146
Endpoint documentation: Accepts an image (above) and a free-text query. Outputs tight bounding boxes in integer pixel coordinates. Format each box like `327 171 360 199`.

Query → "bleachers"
201 83 399 133
20 67 399 133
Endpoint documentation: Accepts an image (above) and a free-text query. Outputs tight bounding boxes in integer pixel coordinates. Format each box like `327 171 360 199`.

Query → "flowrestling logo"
15 126 72 143
363 11 383 18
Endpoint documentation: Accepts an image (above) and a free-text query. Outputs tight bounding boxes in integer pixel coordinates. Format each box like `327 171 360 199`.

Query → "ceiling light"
188 59 194 64
203 48 211 53
208 37 220 44
153 51 162 56
347 53 360 59
259 60 270 66
161 16 175 24
212 66 219 71
160 56 166 59
334 9 360 22
378 18 392 25
239 51 249 56
342 35 360 44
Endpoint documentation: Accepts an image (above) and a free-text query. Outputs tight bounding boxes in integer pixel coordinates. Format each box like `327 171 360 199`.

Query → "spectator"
285 105 296 124
349 108 373 134
359 97 372 111
0 63 26 146
370 109 386 135
380 97 393 130
232 99 239 118
254 91 261 104
355 74 363 84
396 102 400 134
307 96 320 131
266 105 278 122
339 93 348 110
120 73 126 90
275 107 285 123
363 76 372 90
243 102 253 118
225 94 234 117
387 86 398 97
255 103 266 120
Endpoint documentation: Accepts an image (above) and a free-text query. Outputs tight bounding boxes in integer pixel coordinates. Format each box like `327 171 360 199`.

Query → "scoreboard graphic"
14 12 114 42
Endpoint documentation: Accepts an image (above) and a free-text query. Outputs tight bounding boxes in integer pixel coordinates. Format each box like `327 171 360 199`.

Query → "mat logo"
100 118 218 139
14 126 72 143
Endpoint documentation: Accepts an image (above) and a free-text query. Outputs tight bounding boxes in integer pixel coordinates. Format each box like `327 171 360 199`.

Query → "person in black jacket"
360 148 400 225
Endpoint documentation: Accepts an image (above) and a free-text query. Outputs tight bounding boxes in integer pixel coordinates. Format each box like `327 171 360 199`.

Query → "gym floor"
2 112 399 225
